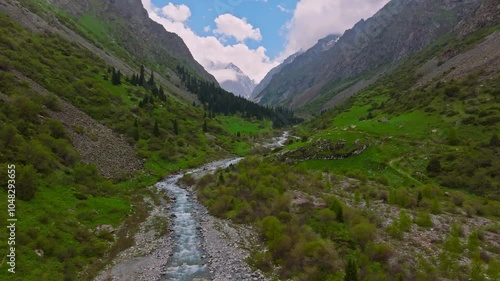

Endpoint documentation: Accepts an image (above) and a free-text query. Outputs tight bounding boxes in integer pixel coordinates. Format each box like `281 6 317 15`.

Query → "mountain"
250 50 304 102
256 0 484 113
47 0 217 83
251 34 339 103
215 63 256 99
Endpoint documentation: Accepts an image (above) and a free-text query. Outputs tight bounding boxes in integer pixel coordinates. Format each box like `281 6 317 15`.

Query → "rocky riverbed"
94 158 270 281
94 132 290 281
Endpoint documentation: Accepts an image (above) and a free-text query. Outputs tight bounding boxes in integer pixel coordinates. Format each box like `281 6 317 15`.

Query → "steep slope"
257 0 483 113
47 0 216 83
0 2 299 280
254 34 340 105
250 51 303 102
218 63 256 99
188 19 500 281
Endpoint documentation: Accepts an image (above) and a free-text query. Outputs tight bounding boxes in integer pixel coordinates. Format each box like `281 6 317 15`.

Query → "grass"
0 181 132 281
216 115 272 135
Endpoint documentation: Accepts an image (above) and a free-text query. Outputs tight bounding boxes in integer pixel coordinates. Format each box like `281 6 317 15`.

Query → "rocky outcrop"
456 0 500 38
14 73 142 178
280 138 368 163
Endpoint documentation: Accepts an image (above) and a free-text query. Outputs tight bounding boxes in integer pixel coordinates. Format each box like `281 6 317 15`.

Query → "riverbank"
93 160 269 281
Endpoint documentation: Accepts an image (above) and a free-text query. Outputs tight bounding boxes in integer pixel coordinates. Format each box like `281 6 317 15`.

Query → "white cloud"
280 0 389 58
214 14 262 42
203 26 211 32
209 68 239 82
277 4 291 13
160 3 191 22
141 1 277 83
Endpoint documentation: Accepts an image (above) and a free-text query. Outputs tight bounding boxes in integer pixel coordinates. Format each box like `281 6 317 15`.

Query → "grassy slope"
190 24 500 281
0 10 273 281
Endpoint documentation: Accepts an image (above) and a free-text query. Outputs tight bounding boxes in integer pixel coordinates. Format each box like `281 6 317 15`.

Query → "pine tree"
111 68 121 85
131 74 138 86
139 65 145 86
344 259 358 281
173 119 178 135
203 120 208 132
159 86 166 101
153 120 160 137
148 70 155 87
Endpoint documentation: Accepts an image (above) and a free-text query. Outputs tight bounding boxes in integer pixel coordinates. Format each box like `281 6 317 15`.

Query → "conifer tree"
203 120 208 132
139 65 145 86
153 120 160 137
344 259 358 281
173 119 178 135
148 70 155 87
159 86 166 101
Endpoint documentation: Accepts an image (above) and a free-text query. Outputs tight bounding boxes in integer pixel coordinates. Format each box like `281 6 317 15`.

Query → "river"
155 158 244 281
94 132 288 281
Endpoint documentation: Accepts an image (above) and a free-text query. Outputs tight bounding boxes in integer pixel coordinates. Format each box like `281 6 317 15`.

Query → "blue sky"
150 0 295 59
143 0 389 83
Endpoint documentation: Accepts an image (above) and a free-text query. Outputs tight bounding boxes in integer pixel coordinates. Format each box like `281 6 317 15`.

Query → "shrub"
17 164 40 200
415 212 433 228
426 158 442 175
351 222 377 247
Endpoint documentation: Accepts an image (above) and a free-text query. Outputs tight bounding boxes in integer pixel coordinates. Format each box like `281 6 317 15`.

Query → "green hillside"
191 25 500 281
0 11 277 280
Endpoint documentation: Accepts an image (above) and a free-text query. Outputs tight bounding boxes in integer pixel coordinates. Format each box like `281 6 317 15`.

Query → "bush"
17 164 40 200
426 158 442 175
351 222 377 247
415 212 433 228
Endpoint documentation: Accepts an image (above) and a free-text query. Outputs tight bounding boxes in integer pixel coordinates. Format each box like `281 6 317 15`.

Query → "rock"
95 224 115 233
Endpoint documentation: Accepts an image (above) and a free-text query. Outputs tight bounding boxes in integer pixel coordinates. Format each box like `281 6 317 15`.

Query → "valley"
0 0 499 280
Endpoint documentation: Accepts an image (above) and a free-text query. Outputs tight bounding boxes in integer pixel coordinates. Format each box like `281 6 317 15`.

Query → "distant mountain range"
254 0 490 114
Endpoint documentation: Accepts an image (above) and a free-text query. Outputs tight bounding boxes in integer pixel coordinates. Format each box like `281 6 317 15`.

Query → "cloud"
214 14 262 42
281 0 389 58
160 3 191 22
277 4 291 13
141 1 277 83
208 68 239 82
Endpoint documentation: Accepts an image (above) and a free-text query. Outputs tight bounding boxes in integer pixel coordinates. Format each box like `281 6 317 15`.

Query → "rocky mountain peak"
211 62 256 99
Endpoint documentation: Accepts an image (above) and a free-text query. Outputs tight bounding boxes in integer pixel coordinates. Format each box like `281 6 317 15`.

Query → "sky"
141 0 389 84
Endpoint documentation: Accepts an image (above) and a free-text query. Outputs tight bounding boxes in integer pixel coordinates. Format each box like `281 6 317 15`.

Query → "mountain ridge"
47 0 217 83
255 0 485 114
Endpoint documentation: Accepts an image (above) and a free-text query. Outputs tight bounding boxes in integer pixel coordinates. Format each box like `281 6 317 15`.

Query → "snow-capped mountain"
207 62 256 99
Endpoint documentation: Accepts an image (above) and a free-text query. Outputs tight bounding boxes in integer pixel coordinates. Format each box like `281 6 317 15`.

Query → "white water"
155 158 243 281
262 131 289 148
155 131 288 280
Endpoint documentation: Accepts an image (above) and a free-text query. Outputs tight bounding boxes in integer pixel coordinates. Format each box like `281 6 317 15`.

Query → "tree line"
176 65 302 128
